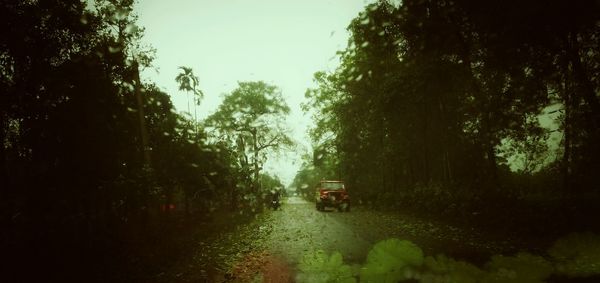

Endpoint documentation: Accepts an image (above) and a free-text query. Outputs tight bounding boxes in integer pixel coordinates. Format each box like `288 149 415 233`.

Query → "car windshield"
6 1 600 282
322 182 344 190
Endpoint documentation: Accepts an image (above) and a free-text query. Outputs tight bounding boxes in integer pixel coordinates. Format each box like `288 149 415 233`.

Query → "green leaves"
205 81 292 204
175 66 199 92
548 233 600 277
421 255 485 283
360 238 424 282
482 253 553 283
296 250 356 283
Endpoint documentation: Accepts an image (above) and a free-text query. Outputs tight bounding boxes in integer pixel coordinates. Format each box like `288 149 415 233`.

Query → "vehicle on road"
270 189 281 210
315 180 350 212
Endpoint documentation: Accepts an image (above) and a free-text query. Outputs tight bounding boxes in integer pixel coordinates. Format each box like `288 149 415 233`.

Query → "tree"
303 0 599 208
175 66 204 127
0 1 238 280
206 81 292 199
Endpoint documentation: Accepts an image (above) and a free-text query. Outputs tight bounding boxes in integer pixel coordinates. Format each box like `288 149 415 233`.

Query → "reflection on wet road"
167 196 515 282
262 196 372 264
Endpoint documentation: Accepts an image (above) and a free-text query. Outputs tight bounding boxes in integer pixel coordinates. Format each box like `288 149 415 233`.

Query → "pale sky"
135 0 372 185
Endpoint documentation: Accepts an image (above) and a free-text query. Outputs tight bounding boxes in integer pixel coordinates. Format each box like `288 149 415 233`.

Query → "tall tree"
175 66 204 126
206 81 292 196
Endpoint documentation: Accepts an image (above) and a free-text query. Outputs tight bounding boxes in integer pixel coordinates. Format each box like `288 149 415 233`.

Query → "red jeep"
315 180 350 212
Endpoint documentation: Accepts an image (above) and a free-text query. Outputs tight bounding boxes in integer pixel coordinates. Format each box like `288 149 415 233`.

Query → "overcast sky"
134 0 372 185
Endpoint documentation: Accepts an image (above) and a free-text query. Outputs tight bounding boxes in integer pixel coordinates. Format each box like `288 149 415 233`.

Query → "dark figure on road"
270 189 281 210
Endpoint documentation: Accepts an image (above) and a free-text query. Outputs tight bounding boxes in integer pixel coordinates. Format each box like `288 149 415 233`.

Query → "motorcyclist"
270 188 281 210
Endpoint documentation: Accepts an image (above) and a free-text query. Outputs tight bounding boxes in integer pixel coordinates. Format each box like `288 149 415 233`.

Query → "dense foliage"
296 234 600 282
0 0 287 281
299 0 600 227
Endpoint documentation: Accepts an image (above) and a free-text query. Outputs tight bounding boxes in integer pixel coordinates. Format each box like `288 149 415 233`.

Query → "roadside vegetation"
2 0 599 281
295 234 600 283
1 1 287 281
295 0 600 237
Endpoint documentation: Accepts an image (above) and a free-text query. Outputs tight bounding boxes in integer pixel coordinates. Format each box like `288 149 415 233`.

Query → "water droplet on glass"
122 82 134 92
113 7 129 21
109 46 121 53
125 23 138 34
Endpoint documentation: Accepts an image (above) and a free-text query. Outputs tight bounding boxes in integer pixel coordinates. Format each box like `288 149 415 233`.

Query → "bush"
296 250 355 283
419 255 485 283
482 252 553 283
360 238 424 282
548 232 600 278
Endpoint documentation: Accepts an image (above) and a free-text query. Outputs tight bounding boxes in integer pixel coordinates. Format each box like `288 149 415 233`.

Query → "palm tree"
175 66 197 116
175 66 204 126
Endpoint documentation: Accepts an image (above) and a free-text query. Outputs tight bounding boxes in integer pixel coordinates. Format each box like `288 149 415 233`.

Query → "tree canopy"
207 81 293 197
299 0 600 207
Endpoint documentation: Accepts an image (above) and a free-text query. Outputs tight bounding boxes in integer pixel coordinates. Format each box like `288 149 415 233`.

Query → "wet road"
163 196 516 281
261 196 373 264
259 196 510 266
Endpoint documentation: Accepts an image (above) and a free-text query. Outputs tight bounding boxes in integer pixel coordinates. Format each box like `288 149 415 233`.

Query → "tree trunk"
561 54 573 194
132 60 153 227
251 128 260 193
0 113 6 192
193 94 198 133
566 33 600 128
422 102 430 183
186 91 191 115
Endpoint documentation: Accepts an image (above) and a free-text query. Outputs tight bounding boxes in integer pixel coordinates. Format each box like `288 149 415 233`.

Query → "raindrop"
108 46 121 53
361 41 370 48
112 7 129 21
355 74 363 81
122 82 134 92
125 23 138 34
127 107 137 112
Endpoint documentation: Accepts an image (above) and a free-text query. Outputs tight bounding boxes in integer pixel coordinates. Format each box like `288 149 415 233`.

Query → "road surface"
162 196 518 282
